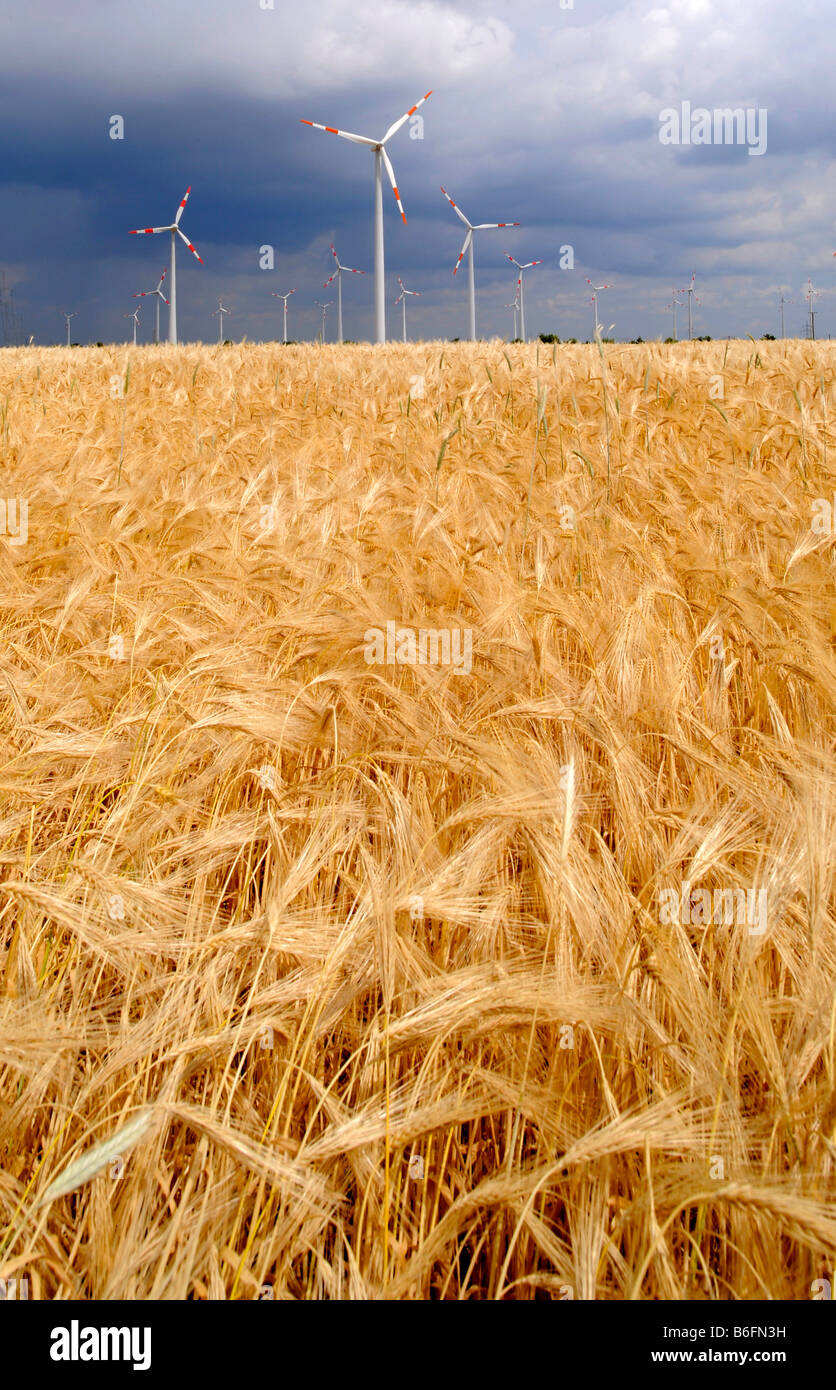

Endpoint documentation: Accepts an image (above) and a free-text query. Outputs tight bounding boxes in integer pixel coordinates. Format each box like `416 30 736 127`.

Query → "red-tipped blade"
381 147 406 223
175 186 192 225
441 186 471 229
381 89 433 144
176 226 203 263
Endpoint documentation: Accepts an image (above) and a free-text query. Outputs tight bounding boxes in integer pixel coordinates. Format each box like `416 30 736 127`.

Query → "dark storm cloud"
1 0 834 344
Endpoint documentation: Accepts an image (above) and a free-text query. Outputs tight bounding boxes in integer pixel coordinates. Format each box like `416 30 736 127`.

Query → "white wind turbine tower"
394 276 421 342
124 307 140 345
300 90 432 344
324 244 365 344
679 272 699 340
804 278 822 339
505 286 520 340
213 298 231 343
504 253 543 342
315 300 333 344
585 279 612 338
271 289 296 343
62 311 77 346
132 268 168 344
778 291 793 339
129 186 203 345
441 187 521 341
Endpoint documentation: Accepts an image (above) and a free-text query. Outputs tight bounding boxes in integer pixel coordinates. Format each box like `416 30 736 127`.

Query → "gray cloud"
1 0 834 343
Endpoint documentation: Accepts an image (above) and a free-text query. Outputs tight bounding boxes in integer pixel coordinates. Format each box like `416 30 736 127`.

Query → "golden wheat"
0 339 834 1300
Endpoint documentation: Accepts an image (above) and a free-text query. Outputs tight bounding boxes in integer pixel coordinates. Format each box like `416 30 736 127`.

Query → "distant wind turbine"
778 291 793 339
315 300 333 344
804 279 822 340
129 186 203 345
62 311 77 347
394 276 421 342
132 268 168 344
324 244 365 343
585 279 612 338
124 307 140 345
441 187 520 341
271 289 296 343
679 272 699 340
665 292 683 340
300 90 432 343
213 298 230 343
504 253 543 342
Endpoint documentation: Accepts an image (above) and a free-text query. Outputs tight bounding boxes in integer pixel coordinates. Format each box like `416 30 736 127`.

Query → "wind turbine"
324 244 365 343
585 279 612 338
504 254 543 342
129 186 203 345
271 289 296 343
213 298 230 343
778 291 793 339
804 279 822 340
315 300 333 344
394 276 421 342
665 293 683 340
62 311 77 346
300 90 432 343
132 268 168 344
441 187 520 341
505 286 520 340
124 307 140 345
679 272 699 340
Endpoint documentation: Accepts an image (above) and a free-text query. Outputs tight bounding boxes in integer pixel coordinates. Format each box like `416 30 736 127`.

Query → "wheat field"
0 339 834 1300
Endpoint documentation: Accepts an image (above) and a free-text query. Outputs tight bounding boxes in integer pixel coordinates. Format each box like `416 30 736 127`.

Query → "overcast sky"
1 0 835 343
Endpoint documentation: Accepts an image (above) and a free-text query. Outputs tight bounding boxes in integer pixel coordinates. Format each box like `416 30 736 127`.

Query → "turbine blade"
453 228 472 275
323 273 338 287
176 226 203 263
440 186 471 228
381 147 406 223
299 119 376 147
129 226 170 235
381 89 432 144
175 186 192 225
473 222 520 230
